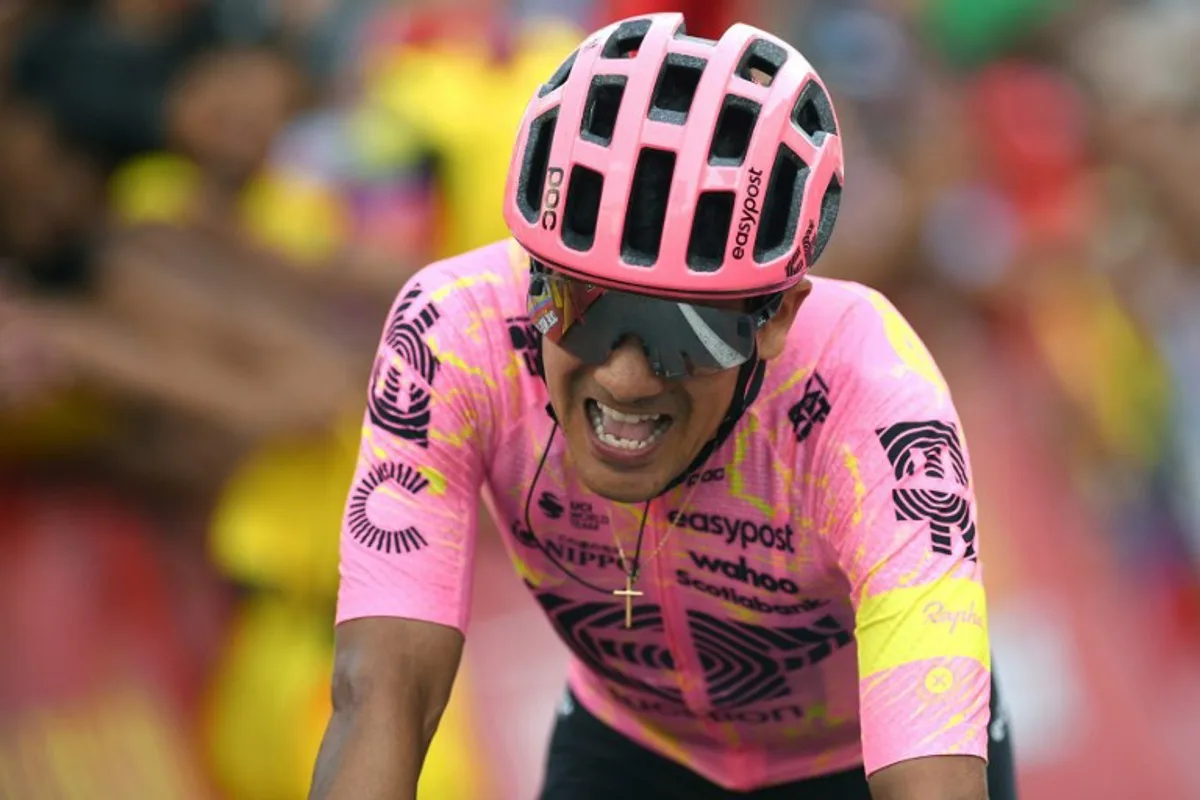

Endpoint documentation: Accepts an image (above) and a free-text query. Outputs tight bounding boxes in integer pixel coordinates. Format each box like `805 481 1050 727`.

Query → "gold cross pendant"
613 574 643 629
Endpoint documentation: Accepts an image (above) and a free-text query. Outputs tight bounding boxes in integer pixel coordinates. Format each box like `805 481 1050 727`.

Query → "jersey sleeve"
822 290 991 776
336 270 495 633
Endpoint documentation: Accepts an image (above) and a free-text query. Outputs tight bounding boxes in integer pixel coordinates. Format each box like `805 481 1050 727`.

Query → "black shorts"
539 673 1017 800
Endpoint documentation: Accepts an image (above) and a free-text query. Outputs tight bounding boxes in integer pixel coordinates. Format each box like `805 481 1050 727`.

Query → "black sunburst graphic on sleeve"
876 420 967 486
367 285 443 446
346 461 431 555
875 420 976 559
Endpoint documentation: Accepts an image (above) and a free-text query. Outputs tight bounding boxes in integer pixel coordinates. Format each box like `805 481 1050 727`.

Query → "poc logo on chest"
685 467 726 487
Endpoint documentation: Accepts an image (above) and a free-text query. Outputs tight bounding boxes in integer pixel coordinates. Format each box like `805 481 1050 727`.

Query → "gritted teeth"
595 400 664 423
585 399 672 450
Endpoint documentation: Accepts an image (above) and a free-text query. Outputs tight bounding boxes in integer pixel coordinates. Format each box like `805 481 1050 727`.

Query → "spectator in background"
10 0 223 169
0 0 347 471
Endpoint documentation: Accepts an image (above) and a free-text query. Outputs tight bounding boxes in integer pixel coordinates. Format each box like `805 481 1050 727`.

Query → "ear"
757 280 812 361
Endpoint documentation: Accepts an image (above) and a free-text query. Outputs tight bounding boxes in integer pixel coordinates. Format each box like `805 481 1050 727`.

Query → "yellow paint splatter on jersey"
840 445 865 527
419 466 447 496
728 416 780 518
607 500 649 529
429 426 475 450
509 551 552 588
463 307 504 343
894 551 934 590
430 271 504 302
860 289 948 398
763 364 815 403
427 338 498 389
368 443 389 462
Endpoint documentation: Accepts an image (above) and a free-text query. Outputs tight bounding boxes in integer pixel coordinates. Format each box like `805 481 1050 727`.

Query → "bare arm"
869 755 988 800
310 617 465 800
312 263 492 797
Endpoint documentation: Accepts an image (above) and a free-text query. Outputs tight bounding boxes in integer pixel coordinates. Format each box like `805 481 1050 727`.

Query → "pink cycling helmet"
503 12 844 301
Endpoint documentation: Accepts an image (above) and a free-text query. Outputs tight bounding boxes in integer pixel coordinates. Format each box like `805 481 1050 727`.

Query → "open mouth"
584 398 673 453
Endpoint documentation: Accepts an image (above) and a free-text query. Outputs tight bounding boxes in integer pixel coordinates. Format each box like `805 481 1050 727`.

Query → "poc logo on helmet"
541 167 565 231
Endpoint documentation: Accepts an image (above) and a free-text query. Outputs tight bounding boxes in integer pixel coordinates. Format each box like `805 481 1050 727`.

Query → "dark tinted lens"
530 273 757 378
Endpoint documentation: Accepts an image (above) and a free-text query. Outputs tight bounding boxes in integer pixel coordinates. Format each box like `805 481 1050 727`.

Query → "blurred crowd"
1 0 1198 797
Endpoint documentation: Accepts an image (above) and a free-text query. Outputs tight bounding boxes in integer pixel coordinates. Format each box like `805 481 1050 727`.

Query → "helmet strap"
656 352 764 496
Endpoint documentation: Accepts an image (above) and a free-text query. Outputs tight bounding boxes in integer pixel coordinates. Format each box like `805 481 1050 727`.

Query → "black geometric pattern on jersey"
534 590 684 704
346 461 430 554
892 489 977 559
875 420 976 560
876 420 968 486
506 314 544 378
688 612 853 708
786 371 832 443
367 284 442 447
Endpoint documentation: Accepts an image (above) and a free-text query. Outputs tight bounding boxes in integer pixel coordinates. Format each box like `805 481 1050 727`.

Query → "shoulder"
372 240 545 435
396 239 528 312
760 279 958 466
783 278 953 416
383 239 535 354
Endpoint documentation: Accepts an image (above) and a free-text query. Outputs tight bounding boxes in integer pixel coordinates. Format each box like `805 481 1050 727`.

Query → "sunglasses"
527 261 781 379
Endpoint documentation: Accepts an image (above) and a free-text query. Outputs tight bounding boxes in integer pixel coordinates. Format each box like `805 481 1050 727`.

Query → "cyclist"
311 12 1016 800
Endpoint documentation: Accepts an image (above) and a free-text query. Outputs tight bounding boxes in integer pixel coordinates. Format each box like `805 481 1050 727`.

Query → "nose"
591 336 665 404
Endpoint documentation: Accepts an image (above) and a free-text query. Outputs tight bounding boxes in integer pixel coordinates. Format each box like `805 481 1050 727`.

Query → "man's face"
541 282 811 503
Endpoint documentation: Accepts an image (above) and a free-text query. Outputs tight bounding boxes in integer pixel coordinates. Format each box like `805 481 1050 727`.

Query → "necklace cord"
522 416 715 594
522 421 634 595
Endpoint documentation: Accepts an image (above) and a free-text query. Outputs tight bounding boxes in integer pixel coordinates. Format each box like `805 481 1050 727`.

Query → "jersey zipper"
652 506 759 786
650 510 735 744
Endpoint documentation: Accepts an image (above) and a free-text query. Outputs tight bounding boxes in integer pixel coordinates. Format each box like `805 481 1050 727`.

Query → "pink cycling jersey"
337 239 991 791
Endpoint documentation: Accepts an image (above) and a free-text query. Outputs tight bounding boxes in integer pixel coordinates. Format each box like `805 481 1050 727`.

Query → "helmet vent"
810 173 842 265
755 145 809 262
539 51 578 98
708 95 760 166
581 75 626 146
687 191 735 271
649 54 706 124
517 109 558 223
563 165 604 252
792 80 838 140
603 18 651 59
673 19 715 47
736 39 788 88
622 147 676 266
